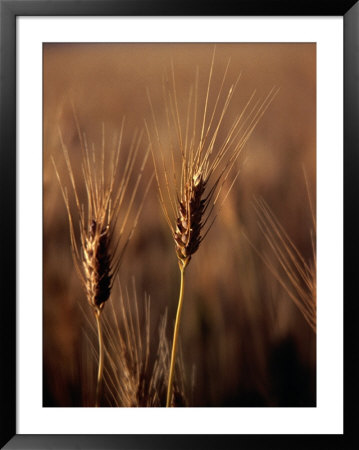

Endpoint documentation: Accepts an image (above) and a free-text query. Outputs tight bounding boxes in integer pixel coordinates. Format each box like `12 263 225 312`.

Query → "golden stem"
95 309 104 407
166 263 186 407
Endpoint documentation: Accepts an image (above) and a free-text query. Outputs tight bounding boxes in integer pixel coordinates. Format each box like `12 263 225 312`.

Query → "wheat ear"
52 118 151 406
251 182 316 333
146 50 278 406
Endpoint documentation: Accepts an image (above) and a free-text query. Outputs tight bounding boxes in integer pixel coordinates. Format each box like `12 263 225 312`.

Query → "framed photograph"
1 1 357 448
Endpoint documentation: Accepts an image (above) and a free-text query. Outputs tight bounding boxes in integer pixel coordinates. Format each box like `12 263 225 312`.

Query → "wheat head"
52 118 151 315
146 49 278 406
52 115 151 406
146 49 278 270
252 192 316 333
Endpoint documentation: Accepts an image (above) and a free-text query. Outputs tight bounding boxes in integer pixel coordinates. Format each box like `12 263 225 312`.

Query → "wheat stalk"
146 49 278 406
52 116 151 406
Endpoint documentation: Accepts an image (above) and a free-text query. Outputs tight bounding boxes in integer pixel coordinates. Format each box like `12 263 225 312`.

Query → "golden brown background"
44 43 316 407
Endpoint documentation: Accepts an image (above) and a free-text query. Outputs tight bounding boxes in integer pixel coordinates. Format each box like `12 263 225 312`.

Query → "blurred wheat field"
43 43 316 407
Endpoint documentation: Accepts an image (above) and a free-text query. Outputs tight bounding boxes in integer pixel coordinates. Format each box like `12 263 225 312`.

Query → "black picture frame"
1 1 357 448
